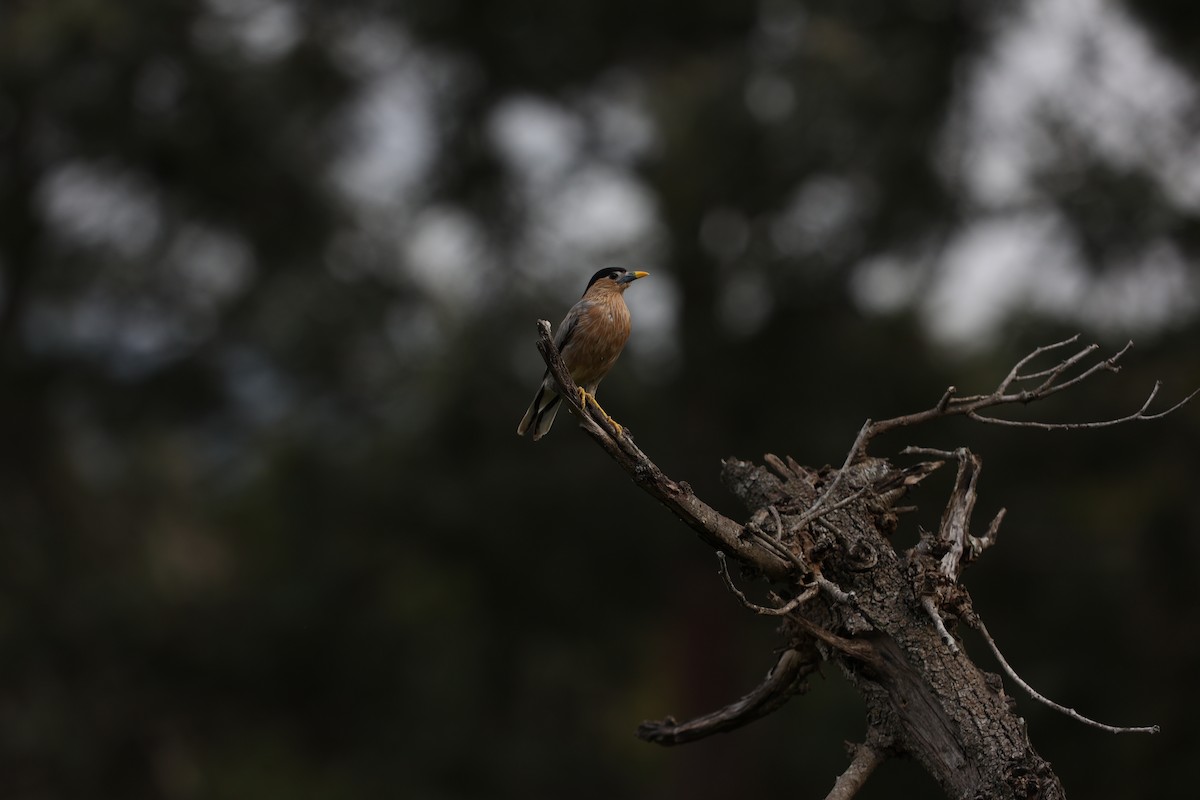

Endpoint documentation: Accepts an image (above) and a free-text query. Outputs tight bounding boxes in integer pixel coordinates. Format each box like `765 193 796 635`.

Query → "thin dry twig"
717 552 819 616
743 521 809 574
806 420 873 518
806 337 1195 530
866 336 1196 444
902 446 959 459
921 595 960 654
967 380 1198 430
768 504 785 539
973 508 1005 559
796 487 866 528
969 615 1159 735
815 573 856 605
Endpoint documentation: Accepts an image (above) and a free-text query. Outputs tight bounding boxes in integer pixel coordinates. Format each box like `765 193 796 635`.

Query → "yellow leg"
577 387 624 437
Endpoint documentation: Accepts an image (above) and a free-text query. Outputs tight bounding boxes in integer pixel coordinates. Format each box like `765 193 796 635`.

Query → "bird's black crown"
585 267 626 290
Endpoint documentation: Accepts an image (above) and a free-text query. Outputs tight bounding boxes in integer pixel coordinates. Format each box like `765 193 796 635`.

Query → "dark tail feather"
530 394 562 441
517 383 562 440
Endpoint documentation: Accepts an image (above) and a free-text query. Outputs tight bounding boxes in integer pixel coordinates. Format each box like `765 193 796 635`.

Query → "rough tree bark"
531 325 1194 800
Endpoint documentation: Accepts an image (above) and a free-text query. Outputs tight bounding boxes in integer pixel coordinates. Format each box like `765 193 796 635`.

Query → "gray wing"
553 297 592 353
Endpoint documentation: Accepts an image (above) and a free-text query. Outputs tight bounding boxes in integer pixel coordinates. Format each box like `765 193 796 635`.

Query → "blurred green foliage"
1 1 1198 798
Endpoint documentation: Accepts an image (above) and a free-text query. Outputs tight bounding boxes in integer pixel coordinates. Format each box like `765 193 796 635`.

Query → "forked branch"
812 335 1198 511
868 334 1196 448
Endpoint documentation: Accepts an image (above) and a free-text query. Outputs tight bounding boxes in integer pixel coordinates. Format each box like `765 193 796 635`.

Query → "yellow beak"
631 271 649 279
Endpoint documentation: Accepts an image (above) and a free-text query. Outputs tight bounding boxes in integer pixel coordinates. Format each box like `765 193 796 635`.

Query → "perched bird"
517 267 649 440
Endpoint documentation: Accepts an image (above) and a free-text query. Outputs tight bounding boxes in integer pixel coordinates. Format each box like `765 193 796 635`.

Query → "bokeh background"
2 0 1199 797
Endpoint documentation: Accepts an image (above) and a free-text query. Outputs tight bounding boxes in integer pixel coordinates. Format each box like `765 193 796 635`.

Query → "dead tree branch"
637 645 821 745
529 324 1192 798
857 334 1196 452
825 736 890 800
716 551 819 616
534 319 791 579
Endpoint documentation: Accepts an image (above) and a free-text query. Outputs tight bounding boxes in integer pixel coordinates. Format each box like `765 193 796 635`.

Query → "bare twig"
1140 384 1200 419
967 380 1199 430
717 552 819 616
803 336 1187 536
990 334 1089 396
936 385 956 412
972 508 1005 559
743 521 809 574
824 738 888 800
788 613 878 665
807 420 873 518
901 446 957 459
968 615 1159 735
815 573 856 605
768 503 784 539
796 487 866 529
863 337 1196 446
921 595 960 653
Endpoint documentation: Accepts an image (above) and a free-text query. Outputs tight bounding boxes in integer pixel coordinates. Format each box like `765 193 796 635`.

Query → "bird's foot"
577 387 624 437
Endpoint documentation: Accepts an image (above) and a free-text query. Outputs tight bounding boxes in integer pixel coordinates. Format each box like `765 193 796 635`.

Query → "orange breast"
562 293 632 389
